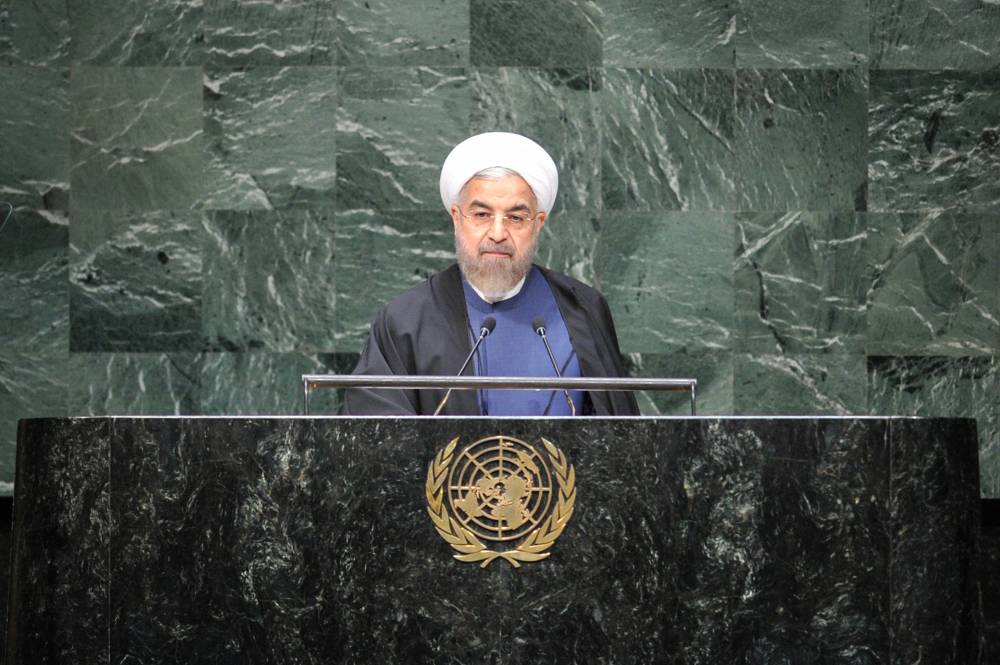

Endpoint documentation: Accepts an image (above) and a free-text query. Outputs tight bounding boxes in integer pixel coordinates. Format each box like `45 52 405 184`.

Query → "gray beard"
455 234 537 299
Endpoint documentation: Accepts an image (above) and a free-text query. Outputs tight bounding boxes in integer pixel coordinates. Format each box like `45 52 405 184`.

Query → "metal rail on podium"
301 375 698 415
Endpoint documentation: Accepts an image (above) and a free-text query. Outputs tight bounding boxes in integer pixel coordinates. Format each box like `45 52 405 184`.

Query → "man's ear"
450 204 461 230
536 210 547 229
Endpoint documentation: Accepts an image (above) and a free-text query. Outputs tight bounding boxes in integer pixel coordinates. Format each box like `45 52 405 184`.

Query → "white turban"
439 132 559 214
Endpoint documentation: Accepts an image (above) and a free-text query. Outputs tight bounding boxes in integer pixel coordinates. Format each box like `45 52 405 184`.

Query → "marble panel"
624 351 734 416
0 208 69 354
336 67 469 209
601 68 738 211
736 68 868 211
107 418 502 663
870 0 1000 70
735 211 868 354
202 209 337 353
108 418 265 662
499 419 890 662
868 355 1000 498
470 0 601 67
70 67 205 211
337 0 469 66
67 353 202 417
0 353 67 493
70 210 204 352
735 0 868 68
888 417 982 663
68 0 203 65
535 208 600 286
199 351 356 415
470 68 601 211
602 0 735 67
593 211 734 353
869 70 1000 212
9 417 981 661
204 0 337 65
753 419 889 662
7 418 109 661
749 420 889 663
734 353 868 415
865 211 998 356
333 209 455 351
203 67 338 210
0 67 69 210
0 0 69 66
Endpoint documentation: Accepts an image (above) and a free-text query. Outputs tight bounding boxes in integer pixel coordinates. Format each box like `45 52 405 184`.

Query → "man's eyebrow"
466 199 533 212
505 203 531 213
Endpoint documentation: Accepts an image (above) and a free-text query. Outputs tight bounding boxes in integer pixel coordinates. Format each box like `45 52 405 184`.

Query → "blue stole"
462 266 582 415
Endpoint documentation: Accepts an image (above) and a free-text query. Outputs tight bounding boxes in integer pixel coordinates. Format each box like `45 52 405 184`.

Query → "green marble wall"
0 0 997 497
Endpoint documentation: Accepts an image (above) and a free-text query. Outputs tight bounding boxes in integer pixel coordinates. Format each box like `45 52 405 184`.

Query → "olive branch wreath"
425 436 576 568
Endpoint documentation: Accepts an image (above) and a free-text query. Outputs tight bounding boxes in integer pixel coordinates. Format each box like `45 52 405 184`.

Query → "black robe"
343 264 639 416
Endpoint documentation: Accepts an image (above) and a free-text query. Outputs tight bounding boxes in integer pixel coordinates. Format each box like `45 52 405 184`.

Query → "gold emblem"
425 435 576 568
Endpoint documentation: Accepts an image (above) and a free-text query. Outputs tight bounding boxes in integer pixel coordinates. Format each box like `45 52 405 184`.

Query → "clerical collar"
465 274 528 304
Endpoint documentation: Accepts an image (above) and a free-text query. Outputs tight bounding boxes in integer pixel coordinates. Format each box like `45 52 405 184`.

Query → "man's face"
451 174 547 297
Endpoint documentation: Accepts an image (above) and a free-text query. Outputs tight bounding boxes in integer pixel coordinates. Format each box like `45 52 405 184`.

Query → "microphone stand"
532 318 577 416
432 317 495 416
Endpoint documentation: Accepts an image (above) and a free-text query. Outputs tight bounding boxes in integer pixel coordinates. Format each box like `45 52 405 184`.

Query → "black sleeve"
596 293 629 375
340 308 420 415
595 293 640 416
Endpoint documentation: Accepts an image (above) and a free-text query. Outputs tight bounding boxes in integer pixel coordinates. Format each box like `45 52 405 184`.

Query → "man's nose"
486 214 508 240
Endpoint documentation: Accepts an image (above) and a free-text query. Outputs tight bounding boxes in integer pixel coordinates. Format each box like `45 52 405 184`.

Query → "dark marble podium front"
7 417 983 664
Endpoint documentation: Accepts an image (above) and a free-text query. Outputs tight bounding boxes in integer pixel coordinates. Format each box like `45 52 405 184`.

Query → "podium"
7 416 984 663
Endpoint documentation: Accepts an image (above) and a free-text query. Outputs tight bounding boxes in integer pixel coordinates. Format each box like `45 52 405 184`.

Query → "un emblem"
425 435 576 568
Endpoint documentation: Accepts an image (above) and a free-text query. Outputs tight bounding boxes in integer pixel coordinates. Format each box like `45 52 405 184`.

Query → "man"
344 132 638 416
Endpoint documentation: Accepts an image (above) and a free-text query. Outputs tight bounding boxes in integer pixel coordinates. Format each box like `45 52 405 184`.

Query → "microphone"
432 316 496 416
531 317 577 416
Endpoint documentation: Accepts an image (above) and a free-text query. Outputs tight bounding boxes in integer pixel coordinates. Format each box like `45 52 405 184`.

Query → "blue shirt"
463 267 583 415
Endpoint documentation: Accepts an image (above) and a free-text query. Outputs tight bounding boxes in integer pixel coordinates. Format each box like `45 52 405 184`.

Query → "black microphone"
432 316 496 416
532 317 577 416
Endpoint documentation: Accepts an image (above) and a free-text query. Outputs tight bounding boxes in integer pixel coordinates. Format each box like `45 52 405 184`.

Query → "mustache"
478 240 514 256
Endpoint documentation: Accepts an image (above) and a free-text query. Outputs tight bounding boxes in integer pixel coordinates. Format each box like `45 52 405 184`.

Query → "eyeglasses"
458 207 540 230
